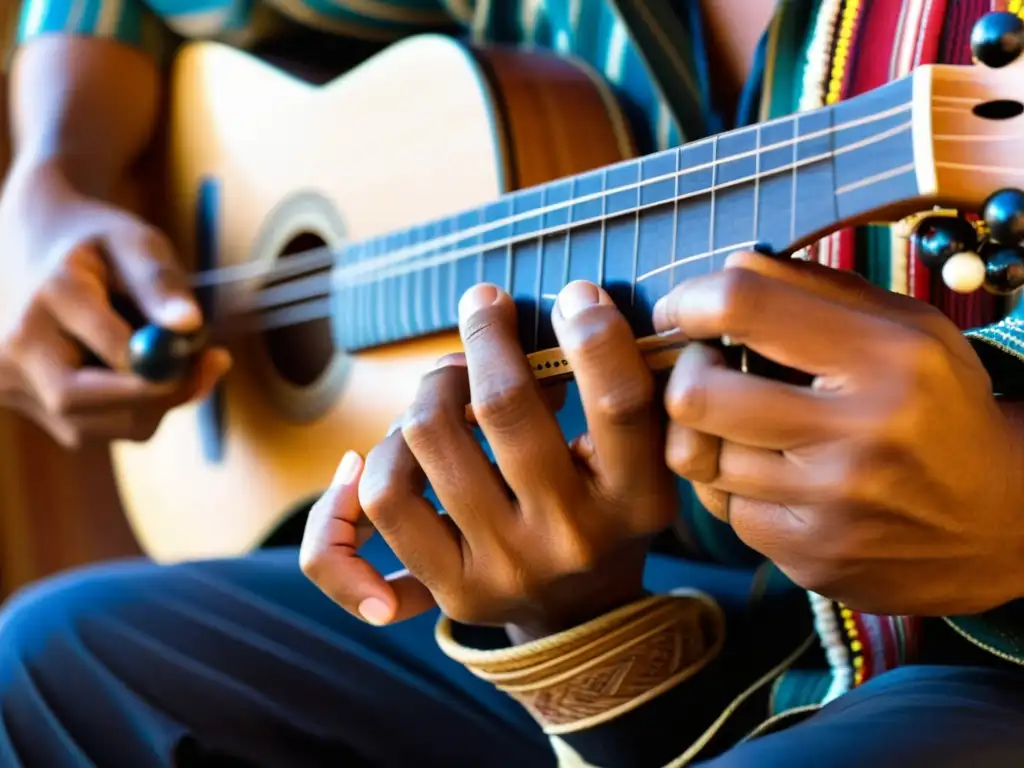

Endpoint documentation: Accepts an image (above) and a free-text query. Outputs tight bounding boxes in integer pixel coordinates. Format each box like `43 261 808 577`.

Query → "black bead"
982 188 1024 245
970 11 1024 68
913 216 979 270
127 325 200 382
983 245 1024 295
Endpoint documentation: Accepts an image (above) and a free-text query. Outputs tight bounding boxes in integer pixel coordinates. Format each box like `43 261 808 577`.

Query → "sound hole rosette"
240 190 352 423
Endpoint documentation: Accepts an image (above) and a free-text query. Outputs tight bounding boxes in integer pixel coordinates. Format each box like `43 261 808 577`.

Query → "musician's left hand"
301 283 678 638
657 249 1024 617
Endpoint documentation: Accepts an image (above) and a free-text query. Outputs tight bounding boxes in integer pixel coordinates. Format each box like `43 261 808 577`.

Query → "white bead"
941 251 986 294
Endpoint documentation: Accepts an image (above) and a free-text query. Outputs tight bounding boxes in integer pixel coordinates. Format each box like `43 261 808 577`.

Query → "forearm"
9 35 160 199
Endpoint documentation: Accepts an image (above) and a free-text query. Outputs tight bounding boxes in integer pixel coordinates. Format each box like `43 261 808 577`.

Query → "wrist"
438 593 726 736
505 543 649 644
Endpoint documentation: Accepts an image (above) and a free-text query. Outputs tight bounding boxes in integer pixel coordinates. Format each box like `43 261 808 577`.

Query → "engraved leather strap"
435 592 725 735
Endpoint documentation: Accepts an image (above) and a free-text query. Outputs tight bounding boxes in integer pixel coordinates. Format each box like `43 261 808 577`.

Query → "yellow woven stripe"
825 0 863 105
1010 0 1023 18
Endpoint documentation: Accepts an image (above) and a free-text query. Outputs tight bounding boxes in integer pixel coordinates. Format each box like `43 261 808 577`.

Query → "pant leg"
0 537 554 768
707 664 1024 767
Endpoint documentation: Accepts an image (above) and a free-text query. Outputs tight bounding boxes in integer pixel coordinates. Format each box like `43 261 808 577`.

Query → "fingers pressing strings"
551 281 664 500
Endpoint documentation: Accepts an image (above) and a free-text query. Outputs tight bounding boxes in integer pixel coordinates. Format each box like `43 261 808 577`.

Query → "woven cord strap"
435 592 725 735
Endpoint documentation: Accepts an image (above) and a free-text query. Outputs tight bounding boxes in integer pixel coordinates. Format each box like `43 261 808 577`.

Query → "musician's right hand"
0 159 231 447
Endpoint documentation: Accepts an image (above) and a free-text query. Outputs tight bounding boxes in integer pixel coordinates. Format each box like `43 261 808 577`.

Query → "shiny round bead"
982 188 1024 245
970 11 1024 68
983 246 1024 295
941 251 987 294
913 216 979 270
127 324 198 382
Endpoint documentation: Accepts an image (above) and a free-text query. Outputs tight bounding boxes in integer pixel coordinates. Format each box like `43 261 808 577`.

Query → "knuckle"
593 376 654 426
832 449 894 507
896 330 950 387
401 400 448 448
554 533 598 574
666 369 709 425
41 383 73 415
487 559 531 602
472 379 535 431
298 542 324 581
357 456 404 533
666 435 718 483
714 269 762 339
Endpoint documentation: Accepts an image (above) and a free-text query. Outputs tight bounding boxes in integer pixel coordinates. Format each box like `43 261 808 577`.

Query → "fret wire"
349 121 912 288
336 100 911 284
358 245 367 347
447 217 456 326
597 168 607 289
476 208 485 284
790 115 798 244
708 135 718 274
374 238 386 341
399 232 412 337
342 246 354 346
669 147 680 287
343 106 918 325
562 177 575 289
429 221 441 330
533 187 546 352
629 161 641 306
413 228 425 334
753 124 761 244
199 98 913 295
504 199 514 293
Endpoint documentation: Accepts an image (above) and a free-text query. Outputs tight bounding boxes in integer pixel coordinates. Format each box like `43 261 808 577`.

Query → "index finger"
102 227 203 333
722 250 955 339
651 267 891 376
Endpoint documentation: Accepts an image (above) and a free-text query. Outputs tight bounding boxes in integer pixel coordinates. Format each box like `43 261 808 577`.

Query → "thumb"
102 222 203 333
300 451 435 625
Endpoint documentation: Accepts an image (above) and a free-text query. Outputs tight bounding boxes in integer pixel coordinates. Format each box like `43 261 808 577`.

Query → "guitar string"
227 142 1017 338
205 95 995 296
206 94 999 297
219 120 923 320
212 100 998 327
224 123 921 319
232 107 1011 322
194 99 921 292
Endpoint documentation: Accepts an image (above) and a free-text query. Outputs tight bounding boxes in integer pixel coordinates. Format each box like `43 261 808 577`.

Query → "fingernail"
333 450 361 486
458 284 499 324
557 281 602 319
158 297 202 330
653 295 669 323
358 597 392 626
